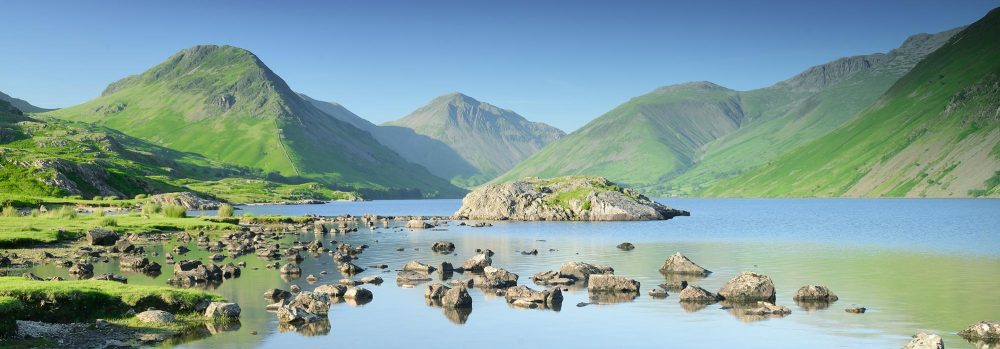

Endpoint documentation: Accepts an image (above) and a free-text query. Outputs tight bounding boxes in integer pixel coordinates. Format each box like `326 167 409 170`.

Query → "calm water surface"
27 199 1000 348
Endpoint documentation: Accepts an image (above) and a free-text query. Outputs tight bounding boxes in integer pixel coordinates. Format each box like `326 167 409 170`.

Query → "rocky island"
452 176 689 221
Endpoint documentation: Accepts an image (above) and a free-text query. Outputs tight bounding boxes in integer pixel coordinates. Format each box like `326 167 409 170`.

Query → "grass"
217 203 234 218
183 178 358 204
0 277 223 337
162 204 187 218
0 212 238 247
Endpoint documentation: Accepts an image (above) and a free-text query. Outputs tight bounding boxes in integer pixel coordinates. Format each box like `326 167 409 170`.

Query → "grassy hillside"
495 82 744 186
386 93 565 187
498 27 961 197
704 8 1000 197
47 45 463 198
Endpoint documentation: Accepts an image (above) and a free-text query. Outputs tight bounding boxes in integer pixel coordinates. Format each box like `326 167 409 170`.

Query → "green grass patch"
0 213 238 247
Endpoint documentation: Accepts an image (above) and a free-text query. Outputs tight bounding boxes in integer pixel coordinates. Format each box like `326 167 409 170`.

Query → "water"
25 199 1000 348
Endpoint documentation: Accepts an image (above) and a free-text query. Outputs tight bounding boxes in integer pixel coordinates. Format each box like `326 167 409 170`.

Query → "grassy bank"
0 212 239 247
0 277 223 338
181 178 359 204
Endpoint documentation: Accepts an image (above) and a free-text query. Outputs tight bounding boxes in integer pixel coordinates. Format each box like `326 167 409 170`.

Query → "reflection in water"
720 301 791 323
443 307 473 325
794 299 835 311
277 320 331 336
587 291 638 304
205 321 243 334
679 300 713 313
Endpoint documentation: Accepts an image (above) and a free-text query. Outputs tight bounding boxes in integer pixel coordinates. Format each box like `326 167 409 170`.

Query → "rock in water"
678 285 721 303
462 253 492 272
441 286 472 308
587 274 640 293
959 320 1000 342
204 302 241 319
452 176 689 221
792 285 839 302
902 332 944 349
86 227 119 246
559 261 614 284
659 252 711 276
405 219 432 229
718 272 776 302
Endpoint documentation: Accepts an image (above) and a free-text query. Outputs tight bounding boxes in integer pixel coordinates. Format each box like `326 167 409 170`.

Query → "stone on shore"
136 310 174 324
718 272 776 302
452 176 689 221
659 252 711 276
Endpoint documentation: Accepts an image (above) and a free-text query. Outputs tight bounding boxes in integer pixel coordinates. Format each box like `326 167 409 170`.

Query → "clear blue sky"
1 0 996 132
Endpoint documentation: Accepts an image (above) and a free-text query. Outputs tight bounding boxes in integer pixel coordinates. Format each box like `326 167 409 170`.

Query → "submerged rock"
452 176 689 221
431 241 455 253
659 252 711 276
718 272 776 302
616 242 635 251
741 301 792 316
902 332 945 349
678 285 721 303
559 261 614 284
793 285 839 302
504 285 563 309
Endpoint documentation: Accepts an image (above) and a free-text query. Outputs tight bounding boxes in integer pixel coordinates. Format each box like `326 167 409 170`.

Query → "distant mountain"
385 93 565 186
498 26 962 196
299 93 478 182
0 91 54 113
704 8 1000 197
45 45 463 198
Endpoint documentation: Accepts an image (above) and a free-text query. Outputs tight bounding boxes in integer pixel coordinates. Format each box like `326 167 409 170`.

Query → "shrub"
142 203 162 216
217 204 234 218
99 217 118 227
134 194 148 200
54 206 77 219
92 196 103 201
1 206 17 218
30 209 40 217
162 205 187 218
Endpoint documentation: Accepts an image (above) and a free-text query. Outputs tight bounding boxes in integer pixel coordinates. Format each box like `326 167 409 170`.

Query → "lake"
23 198 1000 348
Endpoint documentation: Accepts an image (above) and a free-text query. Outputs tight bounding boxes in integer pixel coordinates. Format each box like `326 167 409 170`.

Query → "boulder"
452 176 689 221
441 286 472 308
648 287 669 298
431 241 456 253
337 262 365 275
406 219 432 229
343 287 373 301
678 285 721 303
288 292 330 316
264 288 292 301
425 283 450 301
277 305 321 324
148 192 222 210
86 227 119 246
559 261 613 283
658 252 711 276
718 272 776 302
68 261 94 275
279 263 302 275
902 332 945 349
616 242 635 251
475 266 518 289
742 301 791 316
113 240 135 253
587 274 639 293
845 307 867 314
204 302 241 319
402 261 435 273
792 285 838 302
461 253 492 272
659 280 688 291
959 320 1000 342
360 276 383 285
504 285 562 309
314 284 348 298
136 310 174 324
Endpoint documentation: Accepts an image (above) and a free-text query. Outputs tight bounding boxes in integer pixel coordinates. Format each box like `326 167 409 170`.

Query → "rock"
360 276 383 285
405 219 432 229
279 263 302 275
718 272 776 302
337 263 365 275
148 192 222 210
900 333 945 349
136 310 174 324
659 280 688 291
314 284 348 297
173 260 202 273
402 261 435 273
531 270 561 284
648 287 669 298
559 261 614 283
343 287 373 301
452 176 689 221
86 227 119 246
461 253 492 272
68 261 94 275
397 271 433 284
264 288 292 301
504 285 563 309
845 307 867 314
113 240 135 253
678 285 721 303
521 249 538 255
441 286 472 308
204 302 241 319
290 285 301 293
439 262 454 273
449 279 474 288
277 305 321 324
742 301 791 316
0 256 10 268
288 292 330 316
172 246 190 254
431 241 455 253
616 242 635 250
587 274 640 293
658 252 711 276
959 320 1000 341
425 283 450 301
94 273 128 283
793 285 839 301
475 266 518 289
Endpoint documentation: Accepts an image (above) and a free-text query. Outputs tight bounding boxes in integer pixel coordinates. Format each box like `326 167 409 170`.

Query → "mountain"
0 91 54 113
704 8 1000 197
384 93 565 186
497 27 961 196
45 45 463 198
299 93 478 182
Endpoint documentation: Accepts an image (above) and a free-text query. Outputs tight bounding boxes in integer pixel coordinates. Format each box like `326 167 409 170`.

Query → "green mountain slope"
498 27 959 196
299 93 478 182
46 45 462 198
385 93 565 186
704 8 1000 197
0 91 54 113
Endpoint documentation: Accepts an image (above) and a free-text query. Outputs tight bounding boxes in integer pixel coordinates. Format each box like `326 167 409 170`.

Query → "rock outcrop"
452 176 688 221
148 192 223 210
